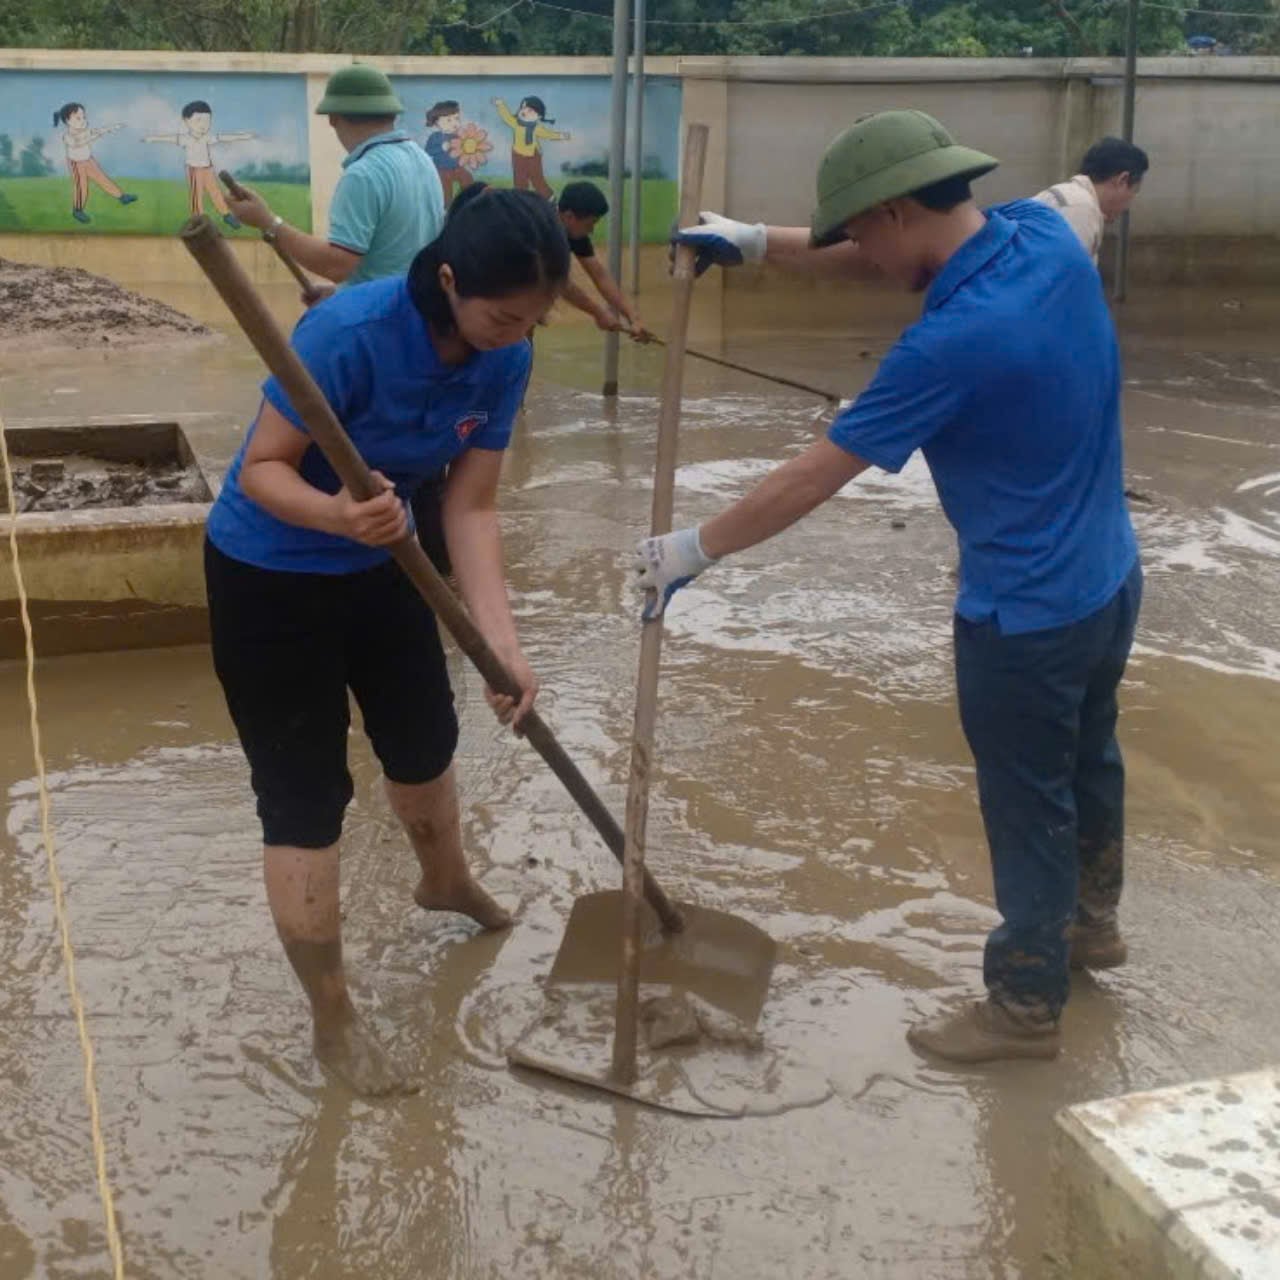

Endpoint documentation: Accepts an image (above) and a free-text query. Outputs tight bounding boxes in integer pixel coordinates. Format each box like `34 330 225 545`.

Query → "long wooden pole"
218 169 324 304
179 217 684 935
610 123 708 1085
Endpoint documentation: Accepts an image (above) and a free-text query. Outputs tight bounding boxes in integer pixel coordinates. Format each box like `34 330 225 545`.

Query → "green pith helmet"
810 109 999 247
315 64 403 117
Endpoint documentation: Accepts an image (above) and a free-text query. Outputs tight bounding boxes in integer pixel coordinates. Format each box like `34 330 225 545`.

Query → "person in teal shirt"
227 64 444 300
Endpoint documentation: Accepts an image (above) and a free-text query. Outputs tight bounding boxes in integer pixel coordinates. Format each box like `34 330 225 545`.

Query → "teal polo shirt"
328 129 446 287
829 200 1138 635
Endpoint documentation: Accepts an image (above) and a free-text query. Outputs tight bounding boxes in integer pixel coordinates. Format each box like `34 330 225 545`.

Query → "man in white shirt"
672 137 1149 279
1033 137 1150 264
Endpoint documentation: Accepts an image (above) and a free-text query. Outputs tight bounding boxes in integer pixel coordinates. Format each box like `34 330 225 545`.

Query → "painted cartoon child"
424 100 475 205
492 95 569 199
53 103 138 225
144 100 256 228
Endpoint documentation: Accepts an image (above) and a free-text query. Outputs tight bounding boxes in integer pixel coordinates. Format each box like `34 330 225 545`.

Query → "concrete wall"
3 51 1278 285
679 56 1280 282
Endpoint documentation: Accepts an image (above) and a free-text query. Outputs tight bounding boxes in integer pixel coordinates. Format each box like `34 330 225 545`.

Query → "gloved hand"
673 211 767 276
634 526 718 620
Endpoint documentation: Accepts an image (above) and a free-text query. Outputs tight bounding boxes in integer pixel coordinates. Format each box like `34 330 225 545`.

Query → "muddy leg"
263 844 414 1096
384 768 512 931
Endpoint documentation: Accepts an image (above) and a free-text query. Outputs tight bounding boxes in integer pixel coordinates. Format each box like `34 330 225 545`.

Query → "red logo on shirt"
454 411 488 442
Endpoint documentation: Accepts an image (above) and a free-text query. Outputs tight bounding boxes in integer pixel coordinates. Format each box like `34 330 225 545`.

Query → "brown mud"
0 282 1278 1277
0 257 214 356
6 453 209 512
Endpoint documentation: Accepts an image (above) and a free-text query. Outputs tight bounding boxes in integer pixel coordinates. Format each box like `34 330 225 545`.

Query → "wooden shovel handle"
179 216 684 934
612 123 709 1084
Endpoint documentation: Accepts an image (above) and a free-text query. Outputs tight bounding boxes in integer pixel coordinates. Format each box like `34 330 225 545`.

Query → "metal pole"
603 0 631 397
628 0 647 298
1114 0 1139 302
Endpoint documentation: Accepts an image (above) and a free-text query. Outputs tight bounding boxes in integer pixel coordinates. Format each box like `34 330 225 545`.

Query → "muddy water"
1 281 1279 1278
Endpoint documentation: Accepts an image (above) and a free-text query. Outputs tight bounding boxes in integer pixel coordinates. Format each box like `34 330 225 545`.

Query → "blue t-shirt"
328 130 446 287
206 276 530 575
829 199 1138 635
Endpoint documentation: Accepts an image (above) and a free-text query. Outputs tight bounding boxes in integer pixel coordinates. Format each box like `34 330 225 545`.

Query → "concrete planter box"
1 416 214 658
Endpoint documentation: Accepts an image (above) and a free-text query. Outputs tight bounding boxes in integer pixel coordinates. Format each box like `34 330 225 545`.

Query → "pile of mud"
0 257 213 355
8 456 209 513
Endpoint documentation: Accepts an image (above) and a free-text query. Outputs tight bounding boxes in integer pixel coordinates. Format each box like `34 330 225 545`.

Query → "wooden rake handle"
179 216 685 934
218 169 325 303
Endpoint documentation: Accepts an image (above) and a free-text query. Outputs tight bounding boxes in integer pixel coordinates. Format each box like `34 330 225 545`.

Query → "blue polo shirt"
206 276 530 575
829 199 1137 635
329 130 446 287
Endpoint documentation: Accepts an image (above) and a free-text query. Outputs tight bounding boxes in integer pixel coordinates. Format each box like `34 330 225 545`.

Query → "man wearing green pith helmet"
227 64 446 297
641 111 1142 1065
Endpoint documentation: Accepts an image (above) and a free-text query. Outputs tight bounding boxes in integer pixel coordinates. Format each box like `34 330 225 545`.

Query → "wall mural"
0 70 311 236
0 69 682 242
395 75 682 241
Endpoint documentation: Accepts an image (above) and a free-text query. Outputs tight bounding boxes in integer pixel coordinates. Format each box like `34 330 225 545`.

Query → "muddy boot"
1069 921 1128 971
907 999 1061 1064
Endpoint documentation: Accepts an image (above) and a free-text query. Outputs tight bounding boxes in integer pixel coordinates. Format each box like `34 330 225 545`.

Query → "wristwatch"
262 214 285 243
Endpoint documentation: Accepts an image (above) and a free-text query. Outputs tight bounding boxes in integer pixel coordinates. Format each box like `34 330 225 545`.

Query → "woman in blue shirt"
205 189 569 1096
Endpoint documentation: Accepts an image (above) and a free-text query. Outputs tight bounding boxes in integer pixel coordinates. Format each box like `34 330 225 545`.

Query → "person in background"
556 181 650 340
1033 137 1150 265
226 65 445 298
650 110 1142 1066
671 137 1149 279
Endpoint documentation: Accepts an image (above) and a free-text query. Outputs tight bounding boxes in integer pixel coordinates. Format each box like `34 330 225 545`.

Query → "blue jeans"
954 562 1142 1022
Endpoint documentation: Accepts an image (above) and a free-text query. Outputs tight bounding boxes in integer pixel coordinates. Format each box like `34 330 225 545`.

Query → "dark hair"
426 100 461 127
182 100 212 119
408 187 570 336
1080 137 1149 185
450 180 490 214
53 102 85 127
518 95 552 124
558 181 608 219
908 175 974 212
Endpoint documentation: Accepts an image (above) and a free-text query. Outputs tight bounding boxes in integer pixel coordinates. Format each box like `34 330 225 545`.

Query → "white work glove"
634 527 718 620
673 211 767 275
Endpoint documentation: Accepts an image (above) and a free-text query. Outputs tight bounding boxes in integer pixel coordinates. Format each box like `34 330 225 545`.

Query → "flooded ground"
1 274 1279 1279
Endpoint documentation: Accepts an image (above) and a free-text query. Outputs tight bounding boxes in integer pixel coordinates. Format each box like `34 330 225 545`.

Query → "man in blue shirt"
639 110 1142 1064
227 64 445 296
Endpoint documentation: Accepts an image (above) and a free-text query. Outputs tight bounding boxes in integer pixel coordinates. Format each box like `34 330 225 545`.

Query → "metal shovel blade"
507 894 822 1117
545 890 776 1026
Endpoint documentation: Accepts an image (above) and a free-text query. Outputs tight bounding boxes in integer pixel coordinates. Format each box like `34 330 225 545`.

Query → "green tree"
19 135 55 177
0 134 16 177
0 0 1246 55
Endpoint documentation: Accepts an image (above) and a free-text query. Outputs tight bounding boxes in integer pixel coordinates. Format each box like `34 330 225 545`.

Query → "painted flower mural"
448 122 492 172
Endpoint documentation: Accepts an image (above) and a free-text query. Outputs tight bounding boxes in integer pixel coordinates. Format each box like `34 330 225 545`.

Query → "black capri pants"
205 540 459 848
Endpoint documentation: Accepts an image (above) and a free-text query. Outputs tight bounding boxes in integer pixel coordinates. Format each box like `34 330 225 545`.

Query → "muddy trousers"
954 560 1143 1022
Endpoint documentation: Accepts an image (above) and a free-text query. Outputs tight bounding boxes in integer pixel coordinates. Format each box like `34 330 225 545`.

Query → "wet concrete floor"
1 278 1279 1278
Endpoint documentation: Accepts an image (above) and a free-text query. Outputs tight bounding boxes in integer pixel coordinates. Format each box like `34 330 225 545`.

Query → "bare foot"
413 876 512 931
313 1013 418 1097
